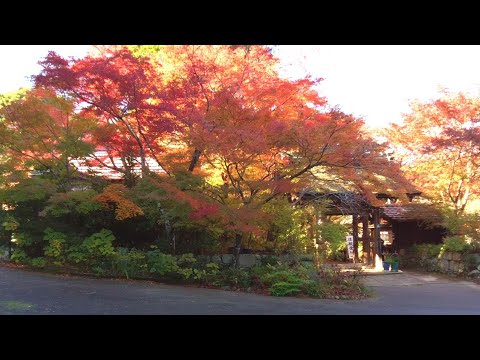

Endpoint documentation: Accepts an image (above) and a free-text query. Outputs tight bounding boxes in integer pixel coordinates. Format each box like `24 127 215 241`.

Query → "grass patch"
0 300 35 311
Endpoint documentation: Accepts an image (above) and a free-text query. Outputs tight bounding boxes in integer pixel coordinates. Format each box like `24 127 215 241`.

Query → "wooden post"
361 215 371 264
373 207 383 270
311 211 318 252
352 215 359 263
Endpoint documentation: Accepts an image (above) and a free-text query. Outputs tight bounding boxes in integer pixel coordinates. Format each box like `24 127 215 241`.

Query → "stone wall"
466 253 480 278
0 248 8 261
417 251 480 277
437 251 464 274
200 254 315 268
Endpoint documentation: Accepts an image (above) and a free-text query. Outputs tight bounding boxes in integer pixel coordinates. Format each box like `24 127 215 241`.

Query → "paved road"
1 267 480 314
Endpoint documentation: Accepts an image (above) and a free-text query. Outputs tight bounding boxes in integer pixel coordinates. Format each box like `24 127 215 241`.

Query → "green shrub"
91 265 106 277
212 266 252 288
12 232 34 248
250 263 318 297
441 208 480 241
269 281 303 296
0 245 8 259
316 266 368 298
1 215 18 231
144 251 220 282
31 257 46 268
147 250 178 276
42 190 102 217
195 262 220 281
260 255 279 266
10 249 28 264
318 222 349 261
61 230 116 270
66 244 87 264
113 248 148 279
43 228 67 264
257 264 308 287
463 253 479 272
441 235 472 254
83 229 116 259
176 253 197 268
301 280 326 298
413 244 442 258
262 198 310 254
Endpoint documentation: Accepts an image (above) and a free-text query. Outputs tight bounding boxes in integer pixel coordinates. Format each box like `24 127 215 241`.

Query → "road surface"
1 266 479 314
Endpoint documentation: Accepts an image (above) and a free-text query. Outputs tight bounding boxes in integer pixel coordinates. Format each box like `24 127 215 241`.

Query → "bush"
257 264 308 287
260 255 279 266
31 257 46 268
10 249 28 264
147 249 179 277
43 228 67 264
301 279 326 298
413 244 442 258
318 222 349 261
0 245 8 260
318 267 368 298
60 229 116 270
83 229 116 259
91 265 106 277
212 266 252 288
66 244 87 264
251 263 318 297
463 253 480 272
262 198 310 254
112 247 148 279
189 262 220 283
442 209 480 240
441 235 472 254
269 281 304 296
176 253 197 268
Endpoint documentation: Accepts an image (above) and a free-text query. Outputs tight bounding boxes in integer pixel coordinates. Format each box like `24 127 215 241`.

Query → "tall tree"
0 88 95 188
387 91 480 214
34 48 175 180
32 45 414 260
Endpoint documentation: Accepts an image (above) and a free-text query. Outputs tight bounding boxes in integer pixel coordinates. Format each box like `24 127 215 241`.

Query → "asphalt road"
1 267 480 315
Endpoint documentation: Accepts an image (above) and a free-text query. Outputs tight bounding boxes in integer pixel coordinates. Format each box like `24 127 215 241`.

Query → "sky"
2 45 480 128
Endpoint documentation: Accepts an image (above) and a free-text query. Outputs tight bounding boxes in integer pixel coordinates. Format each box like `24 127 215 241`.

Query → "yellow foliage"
93 184 144 220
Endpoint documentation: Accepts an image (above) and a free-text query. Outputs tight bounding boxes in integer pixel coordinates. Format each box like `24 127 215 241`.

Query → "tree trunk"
139 146 148 178
159 207 174 254
171 231 176 256
188 149 202 172
232 232 243 268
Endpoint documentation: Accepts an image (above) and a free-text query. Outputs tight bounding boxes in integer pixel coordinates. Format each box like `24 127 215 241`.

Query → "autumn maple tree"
387 91 480 214
6 45 414 263
0 88 95 188
127 46 414 260
34 48 174 182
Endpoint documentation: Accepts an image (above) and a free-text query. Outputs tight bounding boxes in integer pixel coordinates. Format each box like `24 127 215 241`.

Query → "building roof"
299 191 372 215
299 191 438 222
381 203 443 223
70 149 165 180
